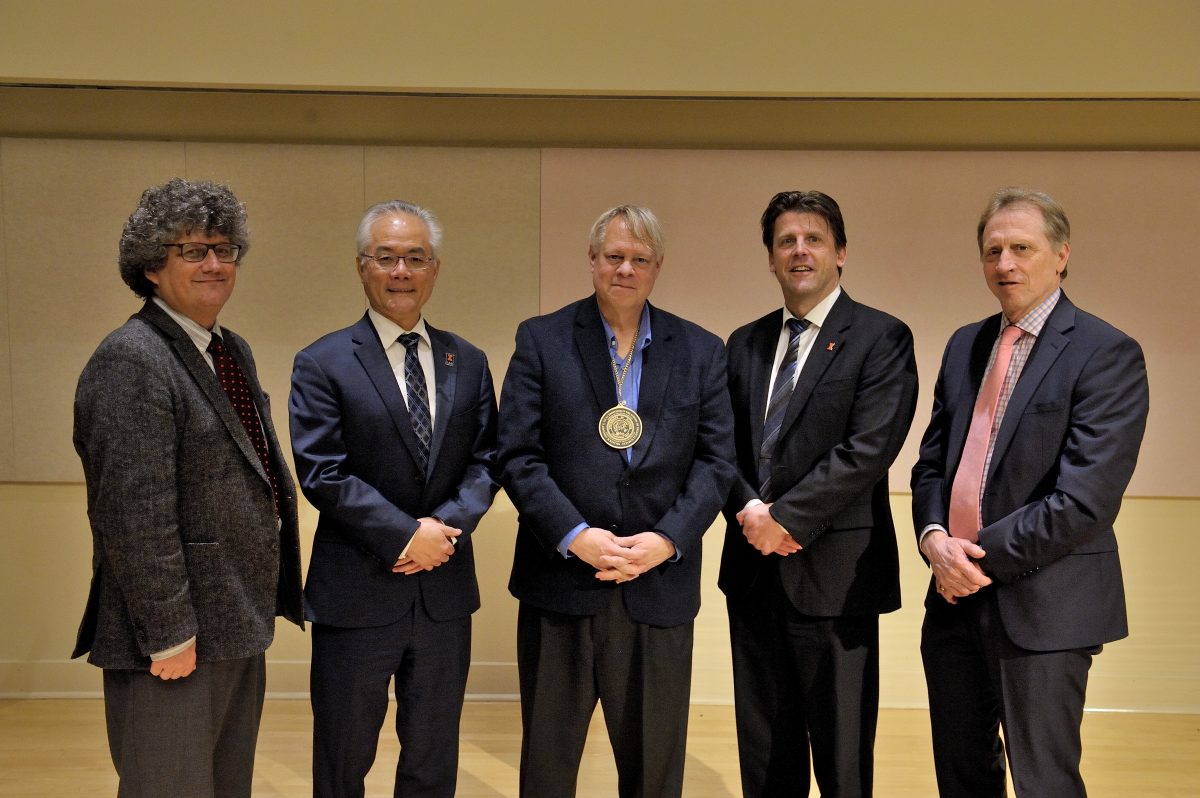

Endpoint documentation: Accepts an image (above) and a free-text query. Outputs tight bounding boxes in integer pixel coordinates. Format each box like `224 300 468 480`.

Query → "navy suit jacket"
499 297 736 628
911 294 1149 651
290 314 498 628
719 291 918 616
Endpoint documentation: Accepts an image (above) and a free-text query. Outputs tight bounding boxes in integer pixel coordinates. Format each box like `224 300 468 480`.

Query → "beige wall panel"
182 141 367 450
1 138 185 482
364 146 541 692
1087 497 1200 712
363 146 541 366
0 483 101 695
7 484 1193 713
0 146 12 478
2 1 1198 98
540 149 1198 498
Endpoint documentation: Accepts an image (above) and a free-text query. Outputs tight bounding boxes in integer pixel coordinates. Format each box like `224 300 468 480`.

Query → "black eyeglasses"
359 253 437 272
164 242 241 263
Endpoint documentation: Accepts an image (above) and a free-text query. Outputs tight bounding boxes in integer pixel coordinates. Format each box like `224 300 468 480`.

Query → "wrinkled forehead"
982 204 1049 239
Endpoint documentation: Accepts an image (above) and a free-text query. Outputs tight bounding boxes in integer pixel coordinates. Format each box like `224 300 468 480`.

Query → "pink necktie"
948 324 1024 541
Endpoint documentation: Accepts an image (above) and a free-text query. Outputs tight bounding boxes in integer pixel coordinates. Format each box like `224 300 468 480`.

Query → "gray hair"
356 200 443 257
588 205 665 261
118 177 249 299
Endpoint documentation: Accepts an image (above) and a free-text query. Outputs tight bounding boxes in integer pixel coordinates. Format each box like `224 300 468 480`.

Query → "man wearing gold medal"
498 205 736 797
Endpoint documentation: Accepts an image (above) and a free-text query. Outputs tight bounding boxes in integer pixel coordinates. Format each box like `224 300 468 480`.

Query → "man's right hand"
569 527 640 582
149 642 197 680
921 530 992 603
394 517 460 574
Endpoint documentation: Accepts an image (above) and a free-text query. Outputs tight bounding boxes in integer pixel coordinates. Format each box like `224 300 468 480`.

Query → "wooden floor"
1 699 1196 796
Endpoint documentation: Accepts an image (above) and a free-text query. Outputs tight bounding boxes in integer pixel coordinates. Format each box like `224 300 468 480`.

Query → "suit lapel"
351 315 428 471
945 315 1003 480
746 313 782 458
627 304 677 471
574 298 622 414
426 324 458 475
987 298 1074 475
136 303 266 484
776 292 854 443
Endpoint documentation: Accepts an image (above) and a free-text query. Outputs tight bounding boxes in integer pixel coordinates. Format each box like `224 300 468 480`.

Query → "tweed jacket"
73 300 303 668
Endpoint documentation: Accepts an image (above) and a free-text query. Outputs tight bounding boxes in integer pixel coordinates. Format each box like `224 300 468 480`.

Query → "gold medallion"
599 403 643 449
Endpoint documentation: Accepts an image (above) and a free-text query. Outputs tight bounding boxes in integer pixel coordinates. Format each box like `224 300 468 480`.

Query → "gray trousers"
103 653 266 798
516 591 694 798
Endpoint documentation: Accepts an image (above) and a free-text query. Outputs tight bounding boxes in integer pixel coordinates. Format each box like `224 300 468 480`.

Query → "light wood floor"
1 699 1196 796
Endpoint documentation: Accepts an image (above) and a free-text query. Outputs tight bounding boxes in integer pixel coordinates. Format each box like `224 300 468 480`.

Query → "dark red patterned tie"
208 334 281 516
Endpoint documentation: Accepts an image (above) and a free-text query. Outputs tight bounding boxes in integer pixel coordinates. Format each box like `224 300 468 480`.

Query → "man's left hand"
594 532 676 583
736 502 801 556
393 517 460 574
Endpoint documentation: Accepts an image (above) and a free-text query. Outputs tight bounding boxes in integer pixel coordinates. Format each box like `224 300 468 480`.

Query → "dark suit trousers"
310 600 471 798
103 653 265 798
728 564 879 798
921 589 1095 798
516 590 694 798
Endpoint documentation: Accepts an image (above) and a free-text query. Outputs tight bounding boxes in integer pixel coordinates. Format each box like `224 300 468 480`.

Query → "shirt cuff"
919 524 948 547
151 636 196 661
398 517 456 560
654 531 682 562
558 522 588 558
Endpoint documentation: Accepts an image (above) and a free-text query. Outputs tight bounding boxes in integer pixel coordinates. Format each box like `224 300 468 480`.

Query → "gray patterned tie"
758 317 810 499
398 333 432 472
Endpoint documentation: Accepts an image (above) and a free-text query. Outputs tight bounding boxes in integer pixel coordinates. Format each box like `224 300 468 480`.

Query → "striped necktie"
758 317 810 499
398 333 432 473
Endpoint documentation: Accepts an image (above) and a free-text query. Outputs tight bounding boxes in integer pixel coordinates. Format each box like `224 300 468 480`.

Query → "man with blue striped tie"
719 190 919 797
290 200 499 797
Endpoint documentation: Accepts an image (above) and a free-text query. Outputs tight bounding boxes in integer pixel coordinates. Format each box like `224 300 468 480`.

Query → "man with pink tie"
912 187 1149 796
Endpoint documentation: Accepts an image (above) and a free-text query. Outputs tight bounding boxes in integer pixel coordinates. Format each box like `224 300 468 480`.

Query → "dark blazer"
911 294 1149 651
499 297 736 628
73 300 304 668
719 291 918 616
290 314 498 628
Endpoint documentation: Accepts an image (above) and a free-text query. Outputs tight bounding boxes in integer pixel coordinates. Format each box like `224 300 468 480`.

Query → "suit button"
622 480 630 487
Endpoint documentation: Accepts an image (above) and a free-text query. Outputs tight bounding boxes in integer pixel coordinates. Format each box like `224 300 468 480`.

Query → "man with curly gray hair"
73 177 304 797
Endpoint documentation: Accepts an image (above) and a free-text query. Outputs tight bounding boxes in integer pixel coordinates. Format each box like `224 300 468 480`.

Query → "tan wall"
5 481 1193 712
539 148 1199 498
2 1 1198 97
0 139 1196 712
0 0 1196 712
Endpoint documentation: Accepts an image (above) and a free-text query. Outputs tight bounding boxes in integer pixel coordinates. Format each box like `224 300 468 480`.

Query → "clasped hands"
921 529 992 604
737 502 801 556
569 527 676 583
393 517 461 575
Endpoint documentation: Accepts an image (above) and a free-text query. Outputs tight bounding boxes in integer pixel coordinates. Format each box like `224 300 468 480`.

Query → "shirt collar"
600 301 653 354
1006 288 1061 338
153 296 221 351
781 285 841 329
368 308 430 349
